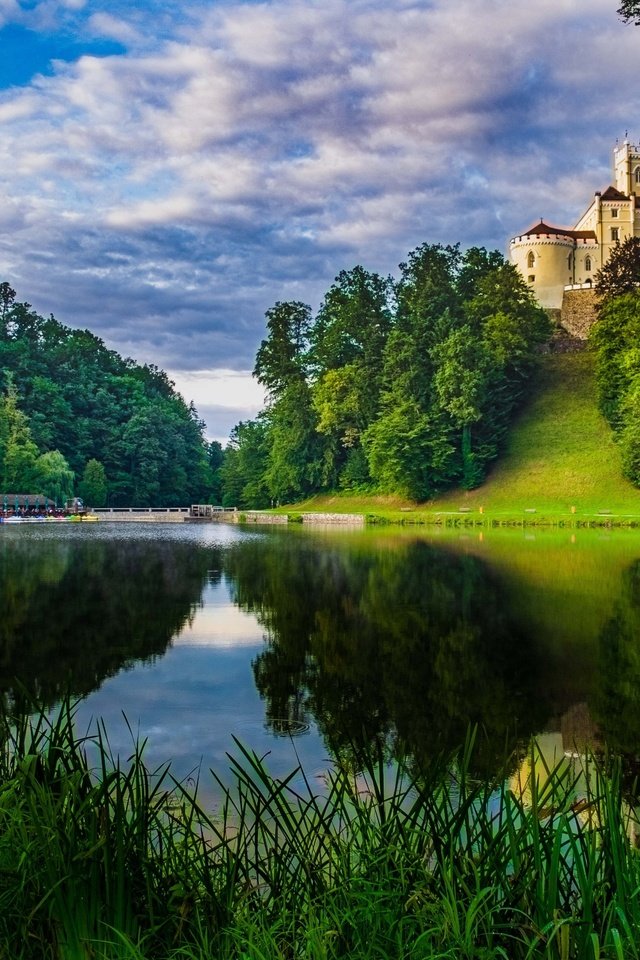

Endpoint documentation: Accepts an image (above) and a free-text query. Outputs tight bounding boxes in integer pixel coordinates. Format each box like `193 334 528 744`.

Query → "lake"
1 520 639 799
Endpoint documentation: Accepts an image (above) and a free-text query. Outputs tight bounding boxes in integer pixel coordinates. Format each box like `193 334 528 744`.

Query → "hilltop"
292 351 640 524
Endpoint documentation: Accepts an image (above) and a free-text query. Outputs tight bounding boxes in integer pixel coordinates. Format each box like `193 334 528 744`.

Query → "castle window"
567 254 572 269
585 256 592 272
611 208 619 218
528 275 535 283
635 166 640 184
611 227 620 241
527 251 535 268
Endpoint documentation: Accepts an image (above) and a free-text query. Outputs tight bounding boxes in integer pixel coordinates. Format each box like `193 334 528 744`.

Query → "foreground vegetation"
2 702 640 959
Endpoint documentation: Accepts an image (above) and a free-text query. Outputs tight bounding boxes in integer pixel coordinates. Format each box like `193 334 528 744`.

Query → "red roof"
518 220 596 241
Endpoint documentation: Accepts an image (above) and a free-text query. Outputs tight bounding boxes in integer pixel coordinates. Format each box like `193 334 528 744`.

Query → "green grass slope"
294 351 640 522
433 350 640 517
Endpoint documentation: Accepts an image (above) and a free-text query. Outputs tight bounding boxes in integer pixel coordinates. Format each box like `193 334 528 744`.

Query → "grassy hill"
292 351 640 523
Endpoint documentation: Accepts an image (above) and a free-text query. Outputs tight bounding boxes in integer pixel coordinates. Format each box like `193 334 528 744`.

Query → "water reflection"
593 558 640 759
0 527 215 710
1 524 640 781
226 534 549 775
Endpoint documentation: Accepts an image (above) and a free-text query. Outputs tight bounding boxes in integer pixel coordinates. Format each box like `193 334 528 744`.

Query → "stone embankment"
94 507 365 526
239 512 364 526
301 513 364 525
236 512 288 524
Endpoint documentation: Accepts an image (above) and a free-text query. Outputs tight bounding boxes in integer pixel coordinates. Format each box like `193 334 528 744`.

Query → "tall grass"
0 702 639 959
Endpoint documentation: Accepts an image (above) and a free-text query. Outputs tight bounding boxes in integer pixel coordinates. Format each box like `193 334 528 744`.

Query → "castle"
510 139 640 335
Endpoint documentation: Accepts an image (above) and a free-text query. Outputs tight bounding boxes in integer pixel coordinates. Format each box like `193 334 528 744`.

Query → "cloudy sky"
0 0 637 441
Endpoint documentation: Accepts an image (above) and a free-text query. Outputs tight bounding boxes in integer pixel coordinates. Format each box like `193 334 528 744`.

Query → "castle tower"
613 138 640 197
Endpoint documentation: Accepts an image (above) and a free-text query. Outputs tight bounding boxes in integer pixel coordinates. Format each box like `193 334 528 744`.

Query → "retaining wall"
560 288 598 339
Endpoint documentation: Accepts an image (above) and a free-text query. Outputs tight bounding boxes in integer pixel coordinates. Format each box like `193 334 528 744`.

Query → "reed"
0 703 639 959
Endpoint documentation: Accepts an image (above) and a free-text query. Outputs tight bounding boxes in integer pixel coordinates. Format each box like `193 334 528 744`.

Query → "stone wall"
560 288 598 340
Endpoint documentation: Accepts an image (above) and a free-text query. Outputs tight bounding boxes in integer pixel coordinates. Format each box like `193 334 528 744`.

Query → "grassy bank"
2 702 640 959
289 352 640 526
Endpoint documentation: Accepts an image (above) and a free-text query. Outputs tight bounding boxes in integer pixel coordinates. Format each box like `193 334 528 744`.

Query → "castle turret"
510 221 596 309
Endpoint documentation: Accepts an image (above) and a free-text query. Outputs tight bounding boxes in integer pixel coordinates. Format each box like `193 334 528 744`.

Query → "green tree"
254 301 311 397
208 441 224 503
309 266 392 373
33 450 74 504
309 267 393 487
455 246 504 303
595 235 640 301
364 245 464 498
265 381 323 502
0 380 39 491
220 419 270 509
590 292 640 428
78 458 108 507
432 325 495 488
0 282 15 334
618 0 640 23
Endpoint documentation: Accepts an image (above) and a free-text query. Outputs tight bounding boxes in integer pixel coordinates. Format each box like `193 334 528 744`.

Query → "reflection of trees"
0 534 216 711
224 535 548 775
592 559 640 758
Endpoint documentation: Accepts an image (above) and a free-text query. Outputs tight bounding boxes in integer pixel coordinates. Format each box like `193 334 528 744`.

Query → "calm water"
2 521 640 796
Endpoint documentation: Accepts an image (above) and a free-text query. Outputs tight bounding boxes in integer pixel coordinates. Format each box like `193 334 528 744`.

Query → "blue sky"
0 0 637 441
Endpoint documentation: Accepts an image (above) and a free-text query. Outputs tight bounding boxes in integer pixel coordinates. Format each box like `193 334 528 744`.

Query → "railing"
190 505 237 518
93 507 190 514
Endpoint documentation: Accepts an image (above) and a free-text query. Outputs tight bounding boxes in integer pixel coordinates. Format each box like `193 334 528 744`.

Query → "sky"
0 0 638 442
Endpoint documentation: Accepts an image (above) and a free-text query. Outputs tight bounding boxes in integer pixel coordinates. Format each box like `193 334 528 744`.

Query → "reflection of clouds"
174 584 264 648
175 601 264 648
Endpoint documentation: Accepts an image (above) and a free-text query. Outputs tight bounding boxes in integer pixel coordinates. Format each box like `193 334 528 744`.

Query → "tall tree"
309 266 393 486
220 419 270 509
0 282 15 334
432 325 495 489
364 244 463 498
618 1 640 23
0 380 40 491
265 380 323 502
253 301 312 397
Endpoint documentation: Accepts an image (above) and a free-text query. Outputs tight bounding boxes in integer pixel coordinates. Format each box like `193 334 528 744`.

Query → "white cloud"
170 369 266 413
0 0 19 27
87 11 141 44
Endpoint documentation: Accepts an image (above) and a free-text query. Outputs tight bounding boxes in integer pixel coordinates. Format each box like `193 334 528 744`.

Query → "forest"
0 283 216 507
221 243 551 508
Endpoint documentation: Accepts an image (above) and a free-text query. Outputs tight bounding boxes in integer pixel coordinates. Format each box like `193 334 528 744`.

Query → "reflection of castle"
510 704 600 804
509 707 640 846
510 140 640 333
